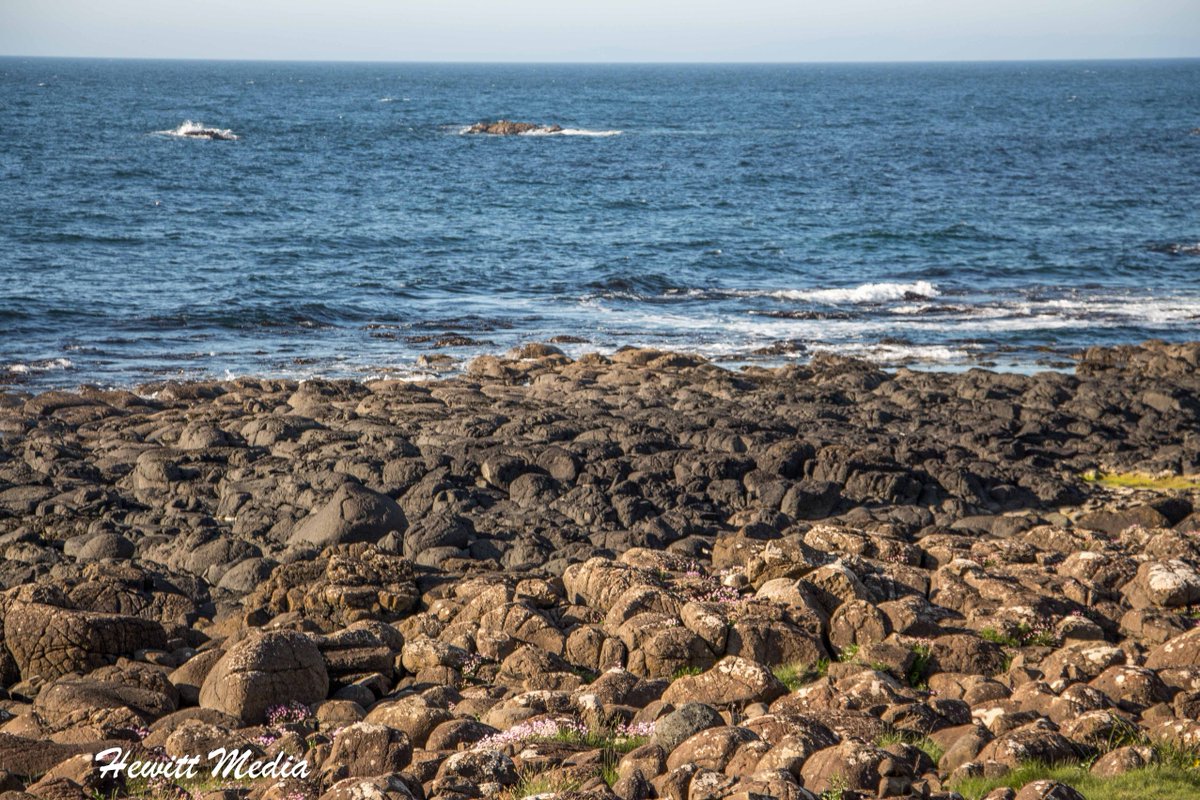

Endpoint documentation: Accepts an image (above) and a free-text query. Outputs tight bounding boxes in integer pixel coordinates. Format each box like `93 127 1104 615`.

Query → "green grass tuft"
980 627 1020 647
980 622 1059 649
599 744 622 788
817 773 849 800
837 643 859 662
671 665 703 680
504 768 584 800
773 658 829 690
544 728 649 755
877 730 945 764
906 643 932 688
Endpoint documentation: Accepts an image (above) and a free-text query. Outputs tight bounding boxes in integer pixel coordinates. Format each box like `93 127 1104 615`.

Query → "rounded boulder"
199 630 328 724
289 482 407 549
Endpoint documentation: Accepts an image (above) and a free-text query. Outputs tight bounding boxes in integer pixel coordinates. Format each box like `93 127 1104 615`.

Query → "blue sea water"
1 58 1198 388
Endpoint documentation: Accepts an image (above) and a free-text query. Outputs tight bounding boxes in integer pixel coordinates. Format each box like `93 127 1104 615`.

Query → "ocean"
2 58 1198 389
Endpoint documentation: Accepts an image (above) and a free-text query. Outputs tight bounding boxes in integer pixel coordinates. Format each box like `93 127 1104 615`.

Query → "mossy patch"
1082 470 1200 491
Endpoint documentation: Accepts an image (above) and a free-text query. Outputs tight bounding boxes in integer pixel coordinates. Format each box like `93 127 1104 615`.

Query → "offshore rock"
464 120 564 135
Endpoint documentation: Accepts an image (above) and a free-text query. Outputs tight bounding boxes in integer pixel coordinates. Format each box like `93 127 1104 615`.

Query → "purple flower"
473 717 588 751
254 732 281 748
266 701 313 727
616 721 655 738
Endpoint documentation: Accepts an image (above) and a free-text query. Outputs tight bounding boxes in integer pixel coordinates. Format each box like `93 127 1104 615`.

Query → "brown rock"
289 482 407 548
977 722 1081 768
799 740 913 797
1121 559 1200 609
198 630 328 724
1145 627 1200 670
1013 780 1086 800
324 722 412 780
661 656 788 708
318 775 415 800
1090 745 1155 777
3 602 167 683
665 726 762 773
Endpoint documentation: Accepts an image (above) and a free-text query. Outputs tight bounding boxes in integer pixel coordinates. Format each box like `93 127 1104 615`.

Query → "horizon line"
2 53 1198 66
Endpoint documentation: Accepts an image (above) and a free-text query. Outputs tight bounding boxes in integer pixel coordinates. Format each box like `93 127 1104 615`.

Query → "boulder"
318 775 415 800
800 740 913 797
977 723 1081 768
324 722 412 779
664 726 763 773
289 483 407 548
661 656 788 708
652 703 725 752
432 749 518 797
465 120 564 135
1145 627 1200 670
1014 780 1086 800
1076 505 1170 534
198 630 328 724
3 602 167 682
1122 559 1200 609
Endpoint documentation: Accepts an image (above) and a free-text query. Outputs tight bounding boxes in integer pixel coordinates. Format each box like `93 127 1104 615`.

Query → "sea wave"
668 280 941 305
764 280 940 304
6 358 73 375
156 120 238 140
457 125 622 137
521 128 623 137
812 342 972 364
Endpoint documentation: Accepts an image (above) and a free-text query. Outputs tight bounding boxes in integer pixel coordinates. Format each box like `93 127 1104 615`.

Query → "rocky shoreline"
1 340 1200 800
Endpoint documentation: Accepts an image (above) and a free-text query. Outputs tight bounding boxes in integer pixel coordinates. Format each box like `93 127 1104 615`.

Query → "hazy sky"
1 0 1197 62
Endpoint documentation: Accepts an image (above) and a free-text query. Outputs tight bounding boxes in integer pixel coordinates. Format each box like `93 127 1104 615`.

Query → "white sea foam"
156 121 238 140
765 280 940 303
521 128 623 137
7 358 73 375
686 280 940 304
457 125 622 137
811 343 972 363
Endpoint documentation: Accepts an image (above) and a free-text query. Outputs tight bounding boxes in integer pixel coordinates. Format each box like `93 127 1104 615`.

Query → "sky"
1 0 1197 63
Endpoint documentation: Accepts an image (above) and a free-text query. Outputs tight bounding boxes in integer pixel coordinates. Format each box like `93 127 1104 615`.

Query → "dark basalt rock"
181 128 236 141
464 120 563 135
0 340 1196 799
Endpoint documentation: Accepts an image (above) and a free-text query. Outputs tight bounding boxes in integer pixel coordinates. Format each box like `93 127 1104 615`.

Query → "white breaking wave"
457 125 622 137
765 280 940 304
156 120 238 140
7 358 73 375
689 280 940 304
521 128 623 137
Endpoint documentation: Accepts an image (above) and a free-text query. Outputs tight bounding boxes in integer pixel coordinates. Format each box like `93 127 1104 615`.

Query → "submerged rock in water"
465 120 563 135
181 128 237 141
161 121 238 141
